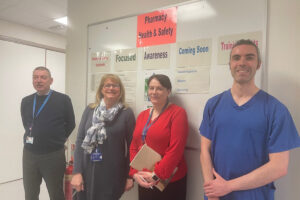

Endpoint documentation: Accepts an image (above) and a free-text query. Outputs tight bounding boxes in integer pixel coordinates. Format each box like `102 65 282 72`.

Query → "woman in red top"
129 74 188 200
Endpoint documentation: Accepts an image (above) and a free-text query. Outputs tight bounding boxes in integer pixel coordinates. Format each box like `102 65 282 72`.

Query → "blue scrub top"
200 89 300 200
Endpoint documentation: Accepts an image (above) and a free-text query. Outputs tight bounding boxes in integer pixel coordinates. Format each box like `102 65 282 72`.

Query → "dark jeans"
23 148 66 200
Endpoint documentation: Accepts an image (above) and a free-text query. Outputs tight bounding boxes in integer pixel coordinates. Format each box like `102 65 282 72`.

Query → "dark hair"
230 39 261 64
33 66 52 77
148 74 172 91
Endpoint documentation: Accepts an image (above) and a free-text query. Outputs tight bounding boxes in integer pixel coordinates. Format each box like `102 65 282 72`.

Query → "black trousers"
23 148 66 200
138 175 187 200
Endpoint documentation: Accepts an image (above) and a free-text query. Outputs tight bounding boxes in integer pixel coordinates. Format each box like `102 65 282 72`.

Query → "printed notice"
142 44 170 70
114 48 138 71
87 73 105 104
176 39 212 67
175 66 210 94
90 73 104 92
218 31 262 65
91 51 111 73
115 72 137 111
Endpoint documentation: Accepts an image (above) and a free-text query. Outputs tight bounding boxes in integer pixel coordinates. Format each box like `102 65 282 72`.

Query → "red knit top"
129 104 188 182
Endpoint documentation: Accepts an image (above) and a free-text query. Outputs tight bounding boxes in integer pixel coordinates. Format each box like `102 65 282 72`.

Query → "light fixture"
54 16 68 26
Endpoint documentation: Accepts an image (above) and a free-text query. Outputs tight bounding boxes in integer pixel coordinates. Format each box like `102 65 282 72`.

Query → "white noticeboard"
87 0 267 199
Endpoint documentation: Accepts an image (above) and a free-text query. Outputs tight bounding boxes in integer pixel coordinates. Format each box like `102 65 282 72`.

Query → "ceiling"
0 0 67 36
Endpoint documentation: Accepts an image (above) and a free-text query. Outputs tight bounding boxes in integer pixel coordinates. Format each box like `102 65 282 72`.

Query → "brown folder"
130 144 177 191
130 144 161 171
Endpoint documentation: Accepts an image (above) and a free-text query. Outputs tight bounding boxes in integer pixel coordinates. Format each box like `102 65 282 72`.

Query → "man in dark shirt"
21 66 75 200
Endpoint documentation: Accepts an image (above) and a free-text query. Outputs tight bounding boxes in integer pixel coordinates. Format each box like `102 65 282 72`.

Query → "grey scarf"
81 99 123 153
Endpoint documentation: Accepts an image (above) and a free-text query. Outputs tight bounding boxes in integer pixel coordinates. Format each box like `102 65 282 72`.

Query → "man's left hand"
204 168 232 198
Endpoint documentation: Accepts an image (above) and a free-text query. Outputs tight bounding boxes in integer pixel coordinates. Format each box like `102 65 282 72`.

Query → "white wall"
267 0 300 199
0 19 66 49
66 0 300 199
0 20 66 199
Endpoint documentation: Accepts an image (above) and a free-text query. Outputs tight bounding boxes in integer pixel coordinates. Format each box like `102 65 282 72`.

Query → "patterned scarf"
81 99 123 154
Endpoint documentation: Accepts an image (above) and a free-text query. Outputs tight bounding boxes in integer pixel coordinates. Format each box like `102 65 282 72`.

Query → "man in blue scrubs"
199 39 300 200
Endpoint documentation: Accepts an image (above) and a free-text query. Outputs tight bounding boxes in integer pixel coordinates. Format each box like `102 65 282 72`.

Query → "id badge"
26 136 34 144
90 148 102 162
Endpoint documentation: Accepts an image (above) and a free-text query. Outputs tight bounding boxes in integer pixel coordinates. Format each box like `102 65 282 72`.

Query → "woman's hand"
133 171 155 189
124 178 134 191
71 173 84 192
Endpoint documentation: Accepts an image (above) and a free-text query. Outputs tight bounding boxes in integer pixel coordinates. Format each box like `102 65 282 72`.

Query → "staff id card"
26 136 34 144
90 148 102 162
26 124 34 144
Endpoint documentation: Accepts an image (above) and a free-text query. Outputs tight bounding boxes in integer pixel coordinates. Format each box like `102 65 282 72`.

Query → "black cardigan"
21 90 75 154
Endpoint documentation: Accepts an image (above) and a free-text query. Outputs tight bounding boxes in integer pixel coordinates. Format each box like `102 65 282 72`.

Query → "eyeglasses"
103 84 120 89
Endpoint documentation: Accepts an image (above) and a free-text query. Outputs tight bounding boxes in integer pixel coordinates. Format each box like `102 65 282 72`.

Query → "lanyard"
142 100 169 143
32 90 53 119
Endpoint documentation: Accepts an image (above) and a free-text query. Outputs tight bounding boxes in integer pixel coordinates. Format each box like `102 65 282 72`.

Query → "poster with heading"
114 48 138 71
142 44 170 70
218 31 262 65
176 39 212 67
90 51 111 73
137 7 177 47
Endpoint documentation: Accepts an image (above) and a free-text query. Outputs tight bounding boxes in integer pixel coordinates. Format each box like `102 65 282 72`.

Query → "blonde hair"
89 74 126 109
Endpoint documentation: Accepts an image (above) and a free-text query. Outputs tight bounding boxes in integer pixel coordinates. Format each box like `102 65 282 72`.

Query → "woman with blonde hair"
72 74 135 200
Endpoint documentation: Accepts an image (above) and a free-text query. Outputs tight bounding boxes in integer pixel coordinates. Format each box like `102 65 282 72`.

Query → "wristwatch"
151 172 160 181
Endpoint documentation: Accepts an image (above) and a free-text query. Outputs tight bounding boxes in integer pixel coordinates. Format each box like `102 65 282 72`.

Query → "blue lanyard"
142 100 169 143
32 90 53 119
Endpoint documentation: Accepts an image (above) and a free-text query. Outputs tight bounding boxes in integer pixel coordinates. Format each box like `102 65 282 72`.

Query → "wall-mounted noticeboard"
87 0 267 147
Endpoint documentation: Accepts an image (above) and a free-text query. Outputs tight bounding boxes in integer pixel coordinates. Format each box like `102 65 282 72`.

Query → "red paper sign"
137 7 177 47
